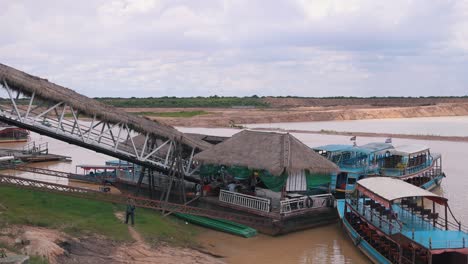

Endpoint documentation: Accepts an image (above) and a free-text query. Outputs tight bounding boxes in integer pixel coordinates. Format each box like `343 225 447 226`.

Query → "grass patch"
133 110 210 118
0 186 131 241
0 187 199 246
131 208 199 247
30 256 49 264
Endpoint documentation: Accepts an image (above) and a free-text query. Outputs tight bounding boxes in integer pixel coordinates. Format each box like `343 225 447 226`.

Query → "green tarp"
200 164 330 192
227 166 252 180
305 171 331 188
258 170 288 192
200 164 220 178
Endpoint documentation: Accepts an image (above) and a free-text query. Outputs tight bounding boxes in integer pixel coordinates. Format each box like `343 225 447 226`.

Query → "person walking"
125 197 136 226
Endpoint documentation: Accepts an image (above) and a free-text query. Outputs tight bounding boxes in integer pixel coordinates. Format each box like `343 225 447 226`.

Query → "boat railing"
219 189 271 213
427 239 467 250
347 200 403 234
280 193 334 215
381 160 435 177
22 141 49 154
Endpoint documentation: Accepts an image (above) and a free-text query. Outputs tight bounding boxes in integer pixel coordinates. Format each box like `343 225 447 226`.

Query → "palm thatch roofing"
0 63 211 150
194 130 340 176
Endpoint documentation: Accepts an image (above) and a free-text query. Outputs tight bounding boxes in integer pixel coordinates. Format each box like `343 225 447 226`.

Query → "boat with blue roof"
313 142 444 195
338 177 468 264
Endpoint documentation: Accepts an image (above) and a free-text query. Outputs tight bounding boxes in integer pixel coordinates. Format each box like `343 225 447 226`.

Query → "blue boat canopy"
313 144 353 152
354 142 394 154
391 144 429 156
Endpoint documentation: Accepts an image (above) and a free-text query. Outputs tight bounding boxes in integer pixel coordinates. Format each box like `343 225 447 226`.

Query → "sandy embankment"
123 102 468 128
0 220 224 264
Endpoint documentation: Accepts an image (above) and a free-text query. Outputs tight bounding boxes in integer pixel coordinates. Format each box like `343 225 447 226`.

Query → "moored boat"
313 142 445 195
0 122 29 143
337 177 468 264
382 145 444 191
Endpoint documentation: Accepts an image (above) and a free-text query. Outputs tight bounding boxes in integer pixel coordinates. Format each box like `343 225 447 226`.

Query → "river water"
2 117 468 264
244 116 468 137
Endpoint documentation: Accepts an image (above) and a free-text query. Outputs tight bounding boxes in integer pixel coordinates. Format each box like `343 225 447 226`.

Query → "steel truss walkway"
0 63 211 179
0 174 271 227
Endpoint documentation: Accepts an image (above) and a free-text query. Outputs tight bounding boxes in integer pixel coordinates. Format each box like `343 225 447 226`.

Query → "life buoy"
305 196 314 208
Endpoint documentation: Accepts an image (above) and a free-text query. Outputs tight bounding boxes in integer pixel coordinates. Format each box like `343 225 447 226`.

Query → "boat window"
347 177 356 184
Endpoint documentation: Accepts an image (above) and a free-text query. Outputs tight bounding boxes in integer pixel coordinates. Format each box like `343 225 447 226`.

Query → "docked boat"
313 143 444 195
73 164 134 183
173 213 257 238
381 145 444 191
0 122 29 143
337 177 468 264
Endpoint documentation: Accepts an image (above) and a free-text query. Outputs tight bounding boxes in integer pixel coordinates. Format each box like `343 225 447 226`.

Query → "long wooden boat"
173 213 257 238
337 177 468 264
313 143 444 195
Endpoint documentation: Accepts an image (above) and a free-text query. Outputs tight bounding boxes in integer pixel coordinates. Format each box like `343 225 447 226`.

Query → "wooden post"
432 201 436 227
356 190 359 213
135 167 147 196
445 204 448 230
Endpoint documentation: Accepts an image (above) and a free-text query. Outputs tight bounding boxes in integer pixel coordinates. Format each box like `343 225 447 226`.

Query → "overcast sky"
1 0 467 97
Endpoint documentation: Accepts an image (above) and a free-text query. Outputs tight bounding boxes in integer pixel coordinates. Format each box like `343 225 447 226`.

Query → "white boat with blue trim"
313 143 445 195
338 177 468 264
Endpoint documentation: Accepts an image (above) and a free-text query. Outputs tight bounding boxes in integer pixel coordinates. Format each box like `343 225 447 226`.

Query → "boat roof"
391 144 429 156
356 142 393 154
356 177 447 208
314 142 392 155
313 144 353 152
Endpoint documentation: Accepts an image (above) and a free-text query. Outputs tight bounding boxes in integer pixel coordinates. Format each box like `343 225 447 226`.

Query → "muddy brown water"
2 118 468 264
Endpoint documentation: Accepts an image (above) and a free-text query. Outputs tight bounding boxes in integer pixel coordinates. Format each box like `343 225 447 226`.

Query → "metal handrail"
219 190 271 213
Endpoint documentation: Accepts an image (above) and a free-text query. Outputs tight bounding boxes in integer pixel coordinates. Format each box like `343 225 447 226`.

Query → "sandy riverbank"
250 128 468 143
122 102 468 128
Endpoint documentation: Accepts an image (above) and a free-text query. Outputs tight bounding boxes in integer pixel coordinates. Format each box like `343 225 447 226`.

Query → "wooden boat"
0 122 29 143
381 145 444 191
313 143 444 195
337 177 468 264
73 164 134 183
173 213 257 238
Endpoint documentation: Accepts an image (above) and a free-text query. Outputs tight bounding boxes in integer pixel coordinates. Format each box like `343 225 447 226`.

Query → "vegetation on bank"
2 95 468 109
132 110 210 118
0 186 198 246
95 96 269 108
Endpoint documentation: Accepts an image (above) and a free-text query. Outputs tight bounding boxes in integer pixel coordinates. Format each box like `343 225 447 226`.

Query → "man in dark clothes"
125 197 136 226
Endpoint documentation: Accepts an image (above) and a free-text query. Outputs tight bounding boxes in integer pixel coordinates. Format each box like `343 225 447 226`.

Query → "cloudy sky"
1 0 467 97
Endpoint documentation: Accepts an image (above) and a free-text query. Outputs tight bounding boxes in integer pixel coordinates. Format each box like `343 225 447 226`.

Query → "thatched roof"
0 63 211 150
194 130 339 176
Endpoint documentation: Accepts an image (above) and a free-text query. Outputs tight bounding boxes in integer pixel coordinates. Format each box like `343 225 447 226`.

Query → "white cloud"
0 0 467 97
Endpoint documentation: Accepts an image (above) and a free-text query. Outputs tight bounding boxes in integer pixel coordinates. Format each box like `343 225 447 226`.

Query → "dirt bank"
123 102 468 127
0 224 224 264
251 128 468 143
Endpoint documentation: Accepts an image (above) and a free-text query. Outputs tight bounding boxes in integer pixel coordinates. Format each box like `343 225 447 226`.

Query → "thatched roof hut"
194 130 339 176
0 63 211 150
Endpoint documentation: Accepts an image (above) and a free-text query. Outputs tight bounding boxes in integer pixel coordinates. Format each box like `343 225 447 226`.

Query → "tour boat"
337 177 468 264
0 122 29 143
313 143 444 195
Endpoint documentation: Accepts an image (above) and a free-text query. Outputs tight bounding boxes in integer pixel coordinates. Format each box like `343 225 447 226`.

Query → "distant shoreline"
250 127 468 142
